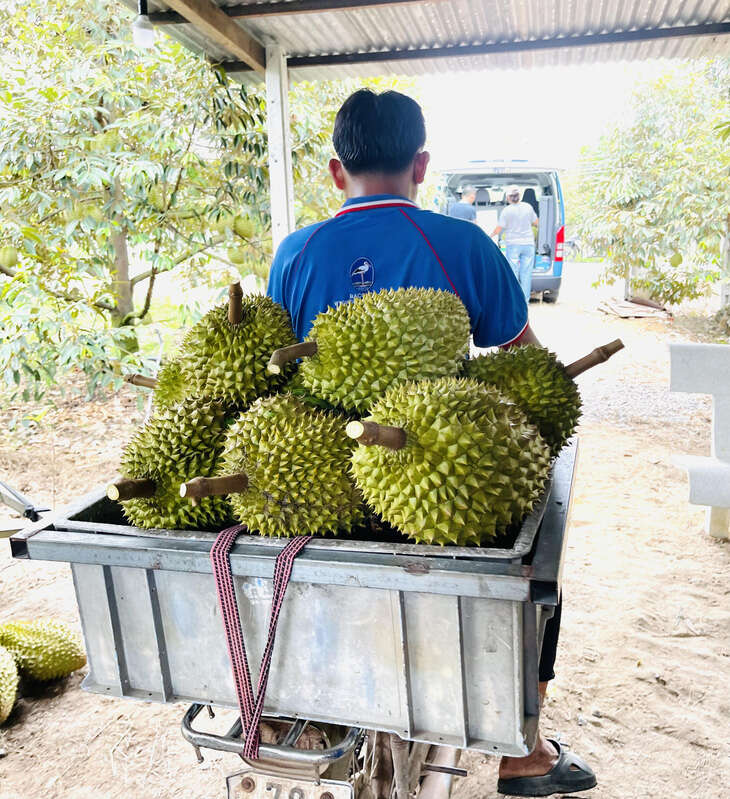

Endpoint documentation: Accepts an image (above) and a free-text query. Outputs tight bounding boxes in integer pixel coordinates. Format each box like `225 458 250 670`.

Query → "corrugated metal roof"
129 0 730 81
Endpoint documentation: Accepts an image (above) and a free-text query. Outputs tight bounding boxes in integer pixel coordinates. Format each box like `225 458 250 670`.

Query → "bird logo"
349 257 374 290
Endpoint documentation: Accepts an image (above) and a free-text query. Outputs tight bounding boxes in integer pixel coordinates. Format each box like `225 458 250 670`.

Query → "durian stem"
180 472 249 500
267 341 318 375
564 338 625 379
228 282 243 325
107 477 156 501
345 420 407 451
124 373 157 389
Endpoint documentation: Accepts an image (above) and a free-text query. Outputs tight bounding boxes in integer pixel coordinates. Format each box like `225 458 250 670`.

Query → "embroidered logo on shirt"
349 257 374 291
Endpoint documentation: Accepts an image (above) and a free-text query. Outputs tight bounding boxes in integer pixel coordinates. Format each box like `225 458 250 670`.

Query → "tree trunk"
108 179 138 352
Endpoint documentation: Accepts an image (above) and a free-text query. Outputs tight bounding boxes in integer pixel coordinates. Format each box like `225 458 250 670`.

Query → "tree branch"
0 262 116 312
129 234 226 286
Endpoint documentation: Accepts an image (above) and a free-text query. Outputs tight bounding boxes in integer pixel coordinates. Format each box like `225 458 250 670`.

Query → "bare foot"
498 734 558 780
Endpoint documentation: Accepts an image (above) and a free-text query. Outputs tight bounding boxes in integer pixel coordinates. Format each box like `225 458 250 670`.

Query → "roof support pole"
266 45 296 253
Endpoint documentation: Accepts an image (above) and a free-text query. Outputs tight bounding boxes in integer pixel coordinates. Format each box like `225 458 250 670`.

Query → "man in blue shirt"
446 185 477 222
267 89 595 798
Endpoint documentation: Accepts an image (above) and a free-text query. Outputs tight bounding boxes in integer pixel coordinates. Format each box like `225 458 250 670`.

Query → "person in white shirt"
492 185 538 301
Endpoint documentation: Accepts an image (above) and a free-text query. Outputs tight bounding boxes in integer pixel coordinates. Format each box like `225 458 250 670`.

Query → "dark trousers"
538 598 562 683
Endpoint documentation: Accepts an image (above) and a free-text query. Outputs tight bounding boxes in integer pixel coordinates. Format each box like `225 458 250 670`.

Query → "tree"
0 0 329 401
575 58 730 305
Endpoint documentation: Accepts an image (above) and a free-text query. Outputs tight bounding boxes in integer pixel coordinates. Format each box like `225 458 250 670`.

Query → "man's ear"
413 151 430 185
329 158 347 191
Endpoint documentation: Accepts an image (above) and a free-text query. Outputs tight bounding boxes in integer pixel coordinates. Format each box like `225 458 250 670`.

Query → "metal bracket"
0 480 48 522
181 704 362 779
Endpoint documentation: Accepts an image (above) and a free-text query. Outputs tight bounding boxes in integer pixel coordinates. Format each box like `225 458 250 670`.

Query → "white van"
439 161 566 302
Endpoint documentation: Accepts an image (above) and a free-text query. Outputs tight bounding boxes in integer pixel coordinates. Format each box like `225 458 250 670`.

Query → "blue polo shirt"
267 194 528 348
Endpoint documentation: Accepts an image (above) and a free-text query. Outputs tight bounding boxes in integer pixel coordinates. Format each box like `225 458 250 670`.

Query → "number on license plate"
227 769 353 799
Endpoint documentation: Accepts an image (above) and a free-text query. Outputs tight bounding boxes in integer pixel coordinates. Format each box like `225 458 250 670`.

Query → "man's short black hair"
333 89 426 175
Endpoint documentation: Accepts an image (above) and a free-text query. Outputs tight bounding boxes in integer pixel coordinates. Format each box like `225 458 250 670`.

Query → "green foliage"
575 59 730 305
0 0 328 404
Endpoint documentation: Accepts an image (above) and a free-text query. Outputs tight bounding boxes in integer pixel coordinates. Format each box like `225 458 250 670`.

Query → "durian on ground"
0 644 18 724
269 288 470 413
349 377 551 547
114 398 233 530
184 394 363 538
0 620 86 683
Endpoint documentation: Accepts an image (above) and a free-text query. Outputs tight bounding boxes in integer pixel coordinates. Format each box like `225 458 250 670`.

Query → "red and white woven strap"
210 524 311 759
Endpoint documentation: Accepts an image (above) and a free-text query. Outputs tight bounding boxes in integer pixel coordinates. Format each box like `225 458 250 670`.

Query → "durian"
268 288 470 413
181 394 363 537
348 377 551 546
152 356 188 410
110 397 232 529
0 645 18 724
0 620 86 682
464 340 624 455
183 283 296 407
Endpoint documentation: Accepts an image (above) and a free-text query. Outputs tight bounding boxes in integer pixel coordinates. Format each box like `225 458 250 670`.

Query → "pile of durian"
0 619 87 725
113 284 622 547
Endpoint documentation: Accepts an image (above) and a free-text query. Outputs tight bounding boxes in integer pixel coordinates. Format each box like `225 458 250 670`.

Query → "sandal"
497 739 597 797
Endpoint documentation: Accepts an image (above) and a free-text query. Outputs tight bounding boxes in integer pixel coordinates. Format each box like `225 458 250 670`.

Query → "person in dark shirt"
267 89 596 797
446 185 477 222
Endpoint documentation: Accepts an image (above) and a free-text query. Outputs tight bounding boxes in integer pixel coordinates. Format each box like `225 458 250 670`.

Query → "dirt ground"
1 263 728 799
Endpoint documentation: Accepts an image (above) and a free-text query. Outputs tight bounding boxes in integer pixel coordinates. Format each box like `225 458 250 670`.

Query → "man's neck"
344 175 415 202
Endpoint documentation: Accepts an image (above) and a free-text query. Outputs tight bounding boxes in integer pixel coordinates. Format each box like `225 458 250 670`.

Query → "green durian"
0 645 18 724
278 288 470 413
183 293 296 407
463 346 581 456
117 398 232 530
349 377 551 546
152 356 189 410
0 620 86 682
216 394 363 537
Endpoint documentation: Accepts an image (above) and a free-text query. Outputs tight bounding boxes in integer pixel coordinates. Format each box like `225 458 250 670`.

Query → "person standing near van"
446 185 477 222
492 185 538 301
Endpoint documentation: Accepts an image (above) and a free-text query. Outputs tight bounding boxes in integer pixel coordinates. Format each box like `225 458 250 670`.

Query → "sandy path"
1 264 728 799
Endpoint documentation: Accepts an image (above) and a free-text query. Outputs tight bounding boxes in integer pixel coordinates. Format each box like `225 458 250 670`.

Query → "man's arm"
492 224 503 237
503 323 540 349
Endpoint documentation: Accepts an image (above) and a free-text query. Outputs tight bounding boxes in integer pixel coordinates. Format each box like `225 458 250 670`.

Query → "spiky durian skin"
464 346 581 456
350 377 551 546
120 398 232 529
183 296 296 407
153 357 189 410
220 394 363 537
0 645 18 724
0 620 86 682
298 288 471 413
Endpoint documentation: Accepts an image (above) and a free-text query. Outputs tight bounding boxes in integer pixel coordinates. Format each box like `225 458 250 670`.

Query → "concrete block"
713 395 730 461
676 456 730 506
669 343 730 396
706 507 730 540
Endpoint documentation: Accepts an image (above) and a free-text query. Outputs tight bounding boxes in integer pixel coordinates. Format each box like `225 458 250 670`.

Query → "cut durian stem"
267 341 318 375
180 472 249 500
124 373 157 389
107 477 156 501
345 420 406 451
228 282 243 325
564 338 624 379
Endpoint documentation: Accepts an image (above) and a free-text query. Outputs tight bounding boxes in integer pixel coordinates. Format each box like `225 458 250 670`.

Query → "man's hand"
504 323 540 349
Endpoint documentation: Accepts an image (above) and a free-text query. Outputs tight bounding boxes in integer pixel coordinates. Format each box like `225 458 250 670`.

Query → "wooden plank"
162 0 265 72
151 0 429 24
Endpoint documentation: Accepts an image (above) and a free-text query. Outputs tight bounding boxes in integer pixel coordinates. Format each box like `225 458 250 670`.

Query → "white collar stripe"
336 198 419 215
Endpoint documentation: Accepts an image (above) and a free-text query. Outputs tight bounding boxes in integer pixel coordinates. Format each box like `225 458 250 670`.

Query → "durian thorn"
345 420 406 451
107 477 156 501
180 472 249 500
228 282 243 325
267 341 318 374
123 373 157 389
564 338 625 379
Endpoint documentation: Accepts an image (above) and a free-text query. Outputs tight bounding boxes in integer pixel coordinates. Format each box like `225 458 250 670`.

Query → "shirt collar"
337 194 419 216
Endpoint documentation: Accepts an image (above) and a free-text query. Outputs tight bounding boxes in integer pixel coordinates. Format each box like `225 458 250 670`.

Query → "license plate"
227 769 353 799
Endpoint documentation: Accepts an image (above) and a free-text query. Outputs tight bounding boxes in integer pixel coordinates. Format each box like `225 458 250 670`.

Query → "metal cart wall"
10 442 577 757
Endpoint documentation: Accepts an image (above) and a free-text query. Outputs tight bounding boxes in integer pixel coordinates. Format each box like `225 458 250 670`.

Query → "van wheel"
542 290 559 304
